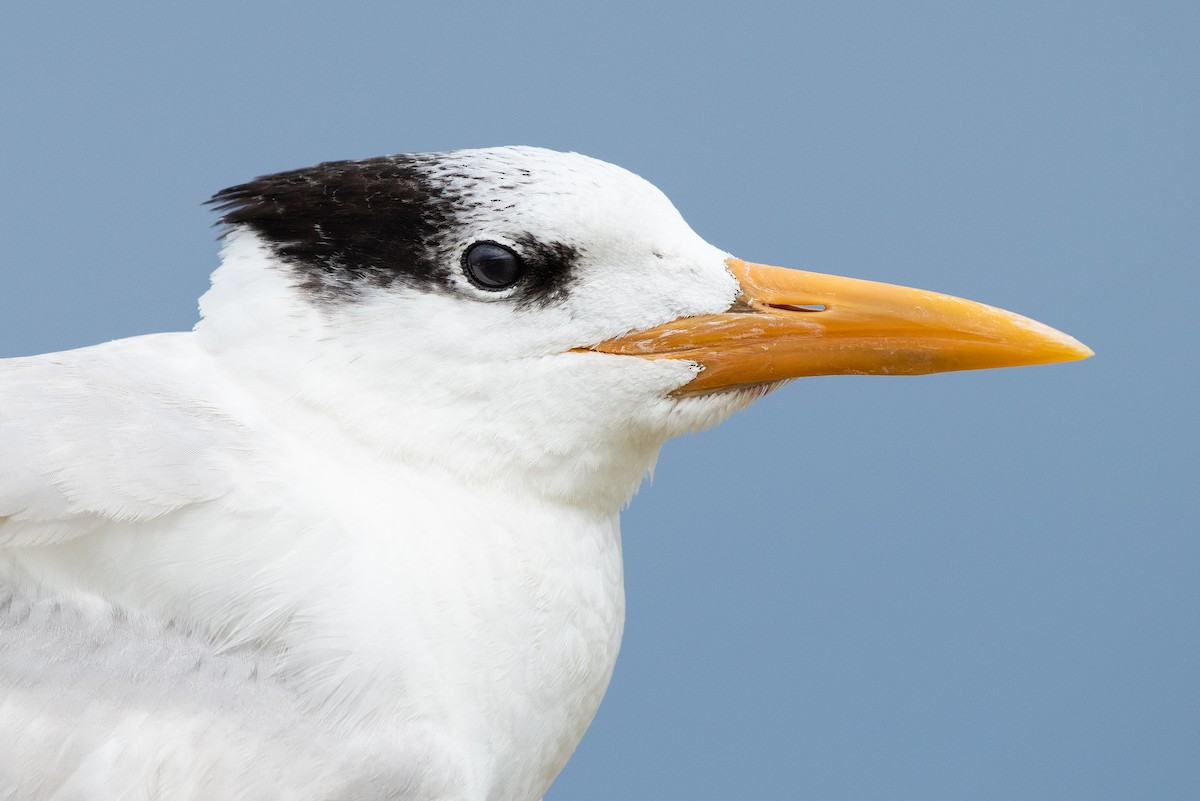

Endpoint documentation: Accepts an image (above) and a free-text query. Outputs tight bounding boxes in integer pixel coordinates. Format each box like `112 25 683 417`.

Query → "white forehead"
389 147 738 352
421 146 704 254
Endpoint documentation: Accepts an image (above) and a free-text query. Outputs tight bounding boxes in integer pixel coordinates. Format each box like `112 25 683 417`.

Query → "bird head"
198 147 1090 509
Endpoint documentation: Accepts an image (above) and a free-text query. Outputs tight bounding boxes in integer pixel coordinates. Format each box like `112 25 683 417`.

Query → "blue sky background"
1 2 1196 799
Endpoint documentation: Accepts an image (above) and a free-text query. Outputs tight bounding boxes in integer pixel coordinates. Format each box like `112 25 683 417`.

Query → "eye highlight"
463 241 524 290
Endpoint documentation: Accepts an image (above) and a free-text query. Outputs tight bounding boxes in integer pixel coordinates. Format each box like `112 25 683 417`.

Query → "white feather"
0 147 757 800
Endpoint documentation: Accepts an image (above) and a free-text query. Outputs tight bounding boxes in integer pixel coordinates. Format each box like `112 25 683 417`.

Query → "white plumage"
0 146 1089 800
0 149 760 800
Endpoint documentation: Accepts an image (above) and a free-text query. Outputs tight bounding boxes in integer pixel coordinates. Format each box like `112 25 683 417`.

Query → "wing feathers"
1 334 246 547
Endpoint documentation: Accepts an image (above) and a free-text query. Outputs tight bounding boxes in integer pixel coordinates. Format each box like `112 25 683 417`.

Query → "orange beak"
581 258 1092 395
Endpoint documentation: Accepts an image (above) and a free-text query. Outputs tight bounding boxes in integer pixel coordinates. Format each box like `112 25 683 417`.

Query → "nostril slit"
772 303 827 312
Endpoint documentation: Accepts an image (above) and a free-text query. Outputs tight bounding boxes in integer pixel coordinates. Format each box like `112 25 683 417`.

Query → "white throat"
196 231 744 512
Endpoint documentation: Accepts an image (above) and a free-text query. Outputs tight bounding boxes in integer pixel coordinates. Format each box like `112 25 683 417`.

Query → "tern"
0 147 1091 800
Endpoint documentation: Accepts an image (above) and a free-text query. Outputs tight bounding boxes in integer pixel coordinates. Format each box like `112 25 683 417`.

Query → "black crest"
209 152 581 305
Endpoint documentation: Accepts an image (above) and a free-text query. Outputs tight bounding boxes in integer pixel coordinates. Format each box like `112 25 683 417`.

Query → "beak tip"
1041 329 1094 365
1003 311 1092 366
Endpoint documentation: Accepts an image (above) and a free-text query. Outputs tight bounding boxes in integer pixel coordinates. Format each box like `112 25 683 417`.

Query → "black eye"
463 241 524 290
